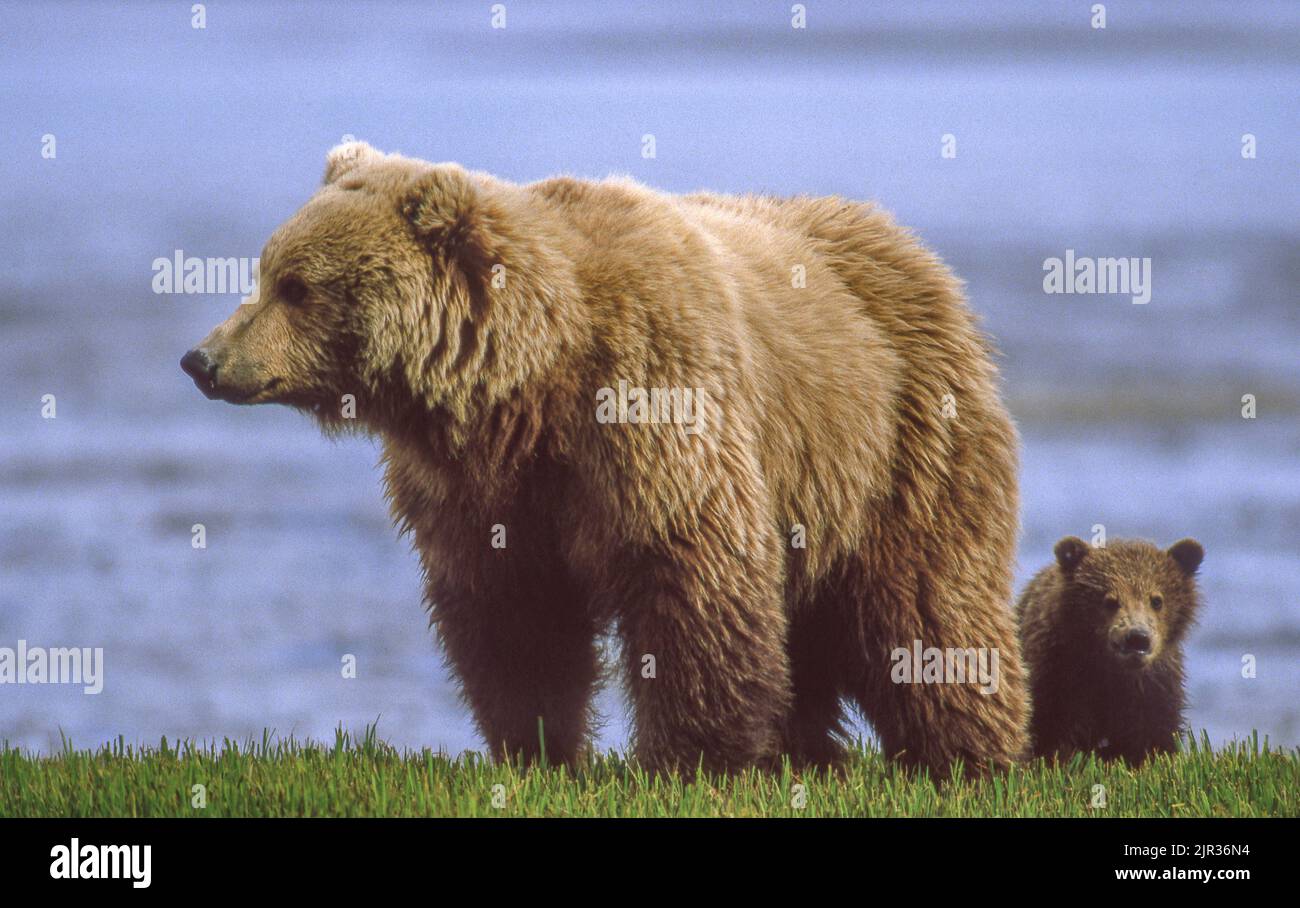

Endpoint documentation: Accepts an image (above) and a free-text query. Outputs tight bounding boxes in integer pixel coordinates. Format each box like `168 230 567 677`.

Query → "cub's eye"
1150 595 1163 611
1103 595 1120 611
277 275 309 306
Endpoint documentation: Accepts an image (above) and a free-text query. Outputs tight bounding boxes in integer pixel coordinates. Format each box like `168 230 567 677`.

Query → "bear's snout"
1108 623 1158 665
1120 628 1152 656
180 348 219 397
181 344 286 405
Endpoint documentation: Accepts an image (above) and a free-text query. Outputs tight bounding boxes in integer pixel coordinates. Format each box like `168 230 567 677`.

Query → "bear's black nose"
1122 629 1152 654
180 348 217 386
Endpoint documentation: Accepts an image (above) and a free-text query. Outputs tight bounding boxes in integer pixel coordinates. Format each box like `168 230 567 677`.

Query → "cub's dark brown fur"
1016 536 1204 763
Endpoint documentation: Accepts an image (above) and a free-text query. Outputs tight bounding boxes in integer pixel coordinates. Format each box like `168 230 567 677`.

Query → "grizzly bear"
1016 536 1204 763
182 141 1028 775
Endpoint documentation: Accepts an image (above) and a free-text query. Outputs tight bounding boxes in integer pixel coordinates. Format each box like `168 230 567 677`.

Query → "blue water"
1 0 1296 754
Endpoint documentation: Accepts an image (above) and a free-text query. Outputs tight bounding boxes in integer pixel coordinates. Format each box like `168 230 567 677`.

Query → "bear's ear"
401 164 492 262
1167 538 1204 576
323 141 383 185
1054 536 1090 573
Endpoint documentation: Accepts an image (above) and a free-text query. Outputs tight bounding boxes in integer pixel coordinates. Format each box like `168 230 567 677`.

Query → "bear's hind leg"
850 547 1029 777
781 601 850 768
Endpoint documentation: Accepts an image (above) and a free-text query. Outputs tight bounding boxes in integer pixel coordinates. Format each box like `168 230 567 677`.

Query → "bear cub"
1016 535 1204 763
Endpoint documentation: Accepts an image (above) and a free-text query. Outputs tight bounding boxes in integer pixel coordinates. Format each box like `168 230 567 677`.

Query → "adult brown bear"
182 142 1027 775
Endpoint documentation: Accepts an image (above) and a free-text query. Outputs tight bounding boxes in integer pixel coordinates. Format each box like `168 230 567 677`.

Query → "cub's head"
1053 535 1204 669
181 142 555 432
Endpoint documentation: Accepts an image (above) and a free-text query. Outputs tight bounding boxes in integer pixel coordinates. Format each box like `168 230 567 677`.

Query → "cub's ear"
1167 538 1204 576
1053 536 1090 573
323 141 383 185
401 164 493 263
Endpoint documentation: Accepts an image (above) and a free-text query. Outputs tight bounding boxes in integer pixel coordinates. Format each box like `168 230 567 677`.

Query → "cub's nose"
1122 629 1152 655
180 348 217 385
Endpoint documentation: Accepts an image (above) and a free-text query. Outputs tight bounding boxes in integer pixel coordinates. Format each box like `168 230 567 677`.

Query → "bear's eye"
1103 595 1120 611
1150 595 1163 611
277 275 309 307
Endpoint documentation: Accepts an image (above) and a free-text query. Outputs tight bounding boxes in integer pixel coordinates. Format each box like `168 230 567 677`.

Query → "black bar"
0 818 1286 892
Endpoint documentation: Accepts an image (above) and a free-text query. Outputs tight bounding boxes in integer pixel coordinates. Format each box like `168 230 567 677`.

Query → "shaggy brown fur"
1016 536 1204 763
183 141 1028 775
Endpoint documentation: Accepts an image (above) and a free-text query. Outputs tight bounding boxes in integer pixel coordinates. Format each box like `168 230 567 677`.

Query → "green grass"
1 727 1294 817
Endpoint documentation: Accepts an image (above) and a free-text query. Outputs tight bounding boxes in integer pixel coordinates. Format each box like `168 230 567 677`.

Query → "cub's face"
1053 536 1204 669
181 143 464 429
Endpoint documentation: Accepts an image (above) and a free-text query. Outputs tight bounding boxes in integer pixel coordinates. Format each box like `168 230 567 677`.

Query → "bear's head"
181 142 576 436
1053 535 1204 669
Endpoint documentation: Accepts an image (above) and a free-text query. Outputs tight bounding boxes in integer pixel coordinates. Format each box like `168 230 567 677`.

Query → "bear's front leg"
585 395 792 774
431 582 601 767
616 533 793 776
